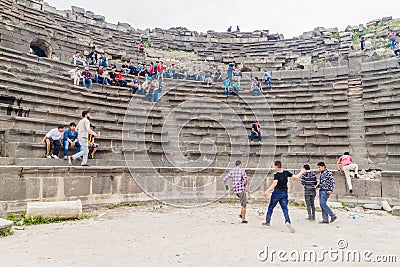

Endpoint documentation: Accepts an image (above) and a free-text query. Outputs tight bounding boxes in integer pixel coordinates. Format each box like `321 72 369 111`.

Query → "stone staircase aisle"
347 77 369 167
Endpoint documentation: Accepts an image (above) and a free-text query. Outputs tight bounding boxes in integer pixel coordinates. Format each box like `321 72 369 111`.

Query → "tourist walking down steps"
68 111 99 167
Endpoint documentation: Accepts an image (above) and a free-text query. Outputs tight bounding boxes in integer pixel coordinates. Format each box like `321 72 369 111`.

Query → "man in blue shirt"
227 62 234 82
63 122 81 159
317 162 337 224
264 71 272 90
223 77 231 96
232 82 240 96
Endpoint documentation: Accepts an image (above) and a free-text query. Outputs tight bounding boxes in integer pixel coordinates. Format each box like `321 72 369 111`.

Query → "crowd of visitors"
70 53 275 99
70 50 170 103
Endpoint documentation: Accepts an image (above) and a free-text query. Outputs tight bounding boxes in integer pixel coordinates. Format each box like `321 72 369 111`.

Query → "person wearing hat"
81 67 93 89
223 160 249 223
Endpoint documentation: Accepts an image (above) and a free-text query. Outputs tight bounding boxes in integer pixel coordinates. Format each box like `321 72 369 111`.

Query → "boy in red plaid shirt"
224 160 249 223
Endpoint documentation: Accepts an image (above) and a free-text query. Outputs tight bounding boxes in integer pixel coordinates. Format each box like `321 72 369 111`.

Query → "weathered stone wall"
1 166 399 214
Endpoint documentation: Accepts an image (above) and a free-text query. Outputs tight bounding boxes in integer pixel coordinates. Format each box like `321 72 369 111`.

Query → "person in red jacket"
115 71 127 87
157 61 165 85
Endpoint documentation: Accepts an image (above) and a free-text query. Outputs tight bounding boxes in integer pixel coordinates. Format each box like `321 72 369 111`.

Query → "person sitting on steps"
251 77 262 96
72 51 86 66
40 125 65 159
68 67 81 86
81 67 93 89
63 122 81 160
88 125 99 159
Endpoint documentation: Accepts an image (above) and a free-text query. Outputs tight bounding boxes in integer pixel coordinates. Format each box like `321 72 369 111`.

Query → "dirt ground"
0 203 399 267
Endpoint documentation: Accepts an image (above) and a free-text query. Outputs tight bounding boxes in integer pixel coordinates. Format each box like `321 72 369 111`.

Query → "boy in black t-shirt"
262 161 302 233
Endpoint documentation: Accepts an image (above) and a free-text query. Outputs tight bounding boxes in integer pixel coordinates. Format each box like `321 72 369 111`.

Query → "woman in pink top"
337 152 359 194
390 30 396 50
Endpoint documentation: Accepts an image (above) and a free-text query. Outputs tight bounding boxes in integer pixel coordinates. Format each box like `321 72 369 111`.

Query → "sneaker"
241 220 248 224
81 164 90 167
349 189 353 194
319 221 329 224
68 156 73 165
46 155 51 159
262 222 270 227
330 216 337 223
90 154 94 159
51 155 59 159
63 156 68 160
285 222 295 233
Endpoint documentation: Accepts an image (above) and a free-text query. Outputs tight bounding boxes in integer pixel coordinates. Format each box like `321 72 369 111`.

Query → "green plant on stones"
290 201 306 207
0 229 14 237
352 30 363 45
331 33 340 39
7 212 89 226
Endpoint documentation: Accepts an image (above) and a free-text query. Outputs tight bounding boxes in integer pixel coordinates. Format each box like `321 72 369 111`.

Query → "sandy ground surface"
0 203 399 267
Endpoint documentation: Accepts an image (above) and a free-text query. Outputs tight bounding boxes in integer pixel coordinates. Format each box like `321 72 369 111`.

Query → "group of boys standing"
224 154 359 233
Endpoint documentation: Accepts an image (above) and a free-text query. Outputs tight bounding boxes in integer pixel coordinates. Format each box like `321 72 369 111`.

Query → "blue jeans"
145 91 153 102
319 190 336 222
131 86 139 94
265 191 291 224
227 72 232 82
99 60 108 67
102 77 110 85
250 131 261 141
72 137 89 165
82 78 92 89
157 72 164 83
95 75 103 84
152 89 160 103
390 40 396 50
252 87 261 96
224 87 230 96
265 78 272 90
88 57 96 65
63 140 81 156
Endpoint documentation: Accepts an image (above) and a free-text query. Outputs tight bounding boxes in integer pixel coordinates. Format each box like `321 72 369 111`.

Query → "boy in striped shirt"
298 164 318 221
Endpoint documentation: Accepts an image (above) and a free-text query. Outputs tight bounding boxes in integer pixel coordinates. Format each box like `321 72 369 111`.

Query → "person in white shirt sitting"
68 67 81 86
72 51 87 66
39 125 65 159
